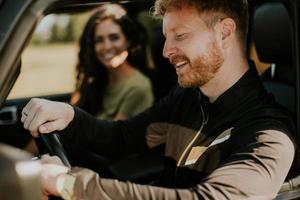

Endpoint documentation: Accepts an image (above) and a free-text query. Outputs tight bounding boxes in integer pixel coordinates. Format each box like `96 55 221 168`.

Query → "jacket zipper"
176 100 209 167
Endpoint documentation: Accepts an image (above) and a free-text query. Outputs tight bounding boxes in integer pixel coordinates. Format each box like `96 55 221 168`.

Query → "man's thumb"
39 121 58 133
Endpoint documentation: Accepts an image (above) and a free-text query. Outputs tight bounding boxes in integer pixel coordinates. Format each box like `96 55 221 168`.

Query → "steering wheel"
34 131 115 177
34 132 71 167
33 132 71 200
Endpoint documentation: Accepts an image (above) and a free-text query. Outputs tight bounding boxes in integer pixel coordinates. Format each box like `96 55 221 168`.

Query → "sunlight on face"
176 42 223 87
94 18 129 69
163 6 224 88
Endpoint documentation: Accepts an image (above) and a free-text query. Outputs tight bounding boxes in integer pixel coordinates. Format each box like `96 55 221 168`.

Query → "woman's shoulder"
126 69 152 89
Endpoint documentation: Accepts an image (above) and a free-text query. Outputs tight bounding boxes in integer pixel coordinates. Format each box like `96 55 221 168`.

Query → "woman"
71 4 154 120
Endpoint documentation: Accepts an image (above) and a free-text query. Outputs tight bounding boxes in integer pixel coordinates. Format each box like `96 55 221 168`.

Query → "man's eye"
175 33 187 41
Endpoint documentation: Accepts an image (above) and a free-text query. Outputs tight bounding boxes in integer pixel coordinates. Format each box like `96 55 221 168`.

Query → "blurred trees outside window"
8 13 90 99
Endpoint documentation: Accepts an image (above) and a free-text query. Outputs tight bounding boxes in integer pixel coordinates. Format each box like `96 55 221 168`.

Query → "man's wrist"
56 173 76 200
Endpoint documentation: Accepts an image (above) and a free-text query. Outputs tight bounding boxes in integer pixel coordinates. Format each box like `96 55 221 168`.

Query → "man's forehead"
162 5 228 31
162 6 210 31
162 5 219 22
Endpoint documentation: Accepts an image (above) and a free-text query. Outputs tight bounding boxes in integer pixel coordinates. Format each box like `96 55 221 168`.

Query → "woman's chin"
105 64 121 70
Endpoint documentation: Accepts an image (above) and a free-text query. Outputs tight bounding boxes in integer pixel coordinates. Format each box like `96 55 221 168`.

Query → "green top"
96 70 154 120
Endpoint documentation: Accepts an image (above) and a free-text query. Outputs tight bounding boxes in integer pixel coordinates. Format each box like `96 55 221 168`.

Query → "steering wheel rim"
34 132 71 167
34 131 116 177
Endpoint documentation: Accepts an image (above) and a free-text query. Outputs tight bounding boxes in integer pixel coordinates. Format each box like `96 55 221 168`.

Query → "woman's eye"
109 34 120 41
94 37 103 43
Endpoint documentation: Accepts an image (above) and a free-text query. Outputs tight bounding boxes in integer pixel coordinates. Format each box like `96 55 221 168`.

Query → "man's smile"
174 60 189 68
170 56 190 70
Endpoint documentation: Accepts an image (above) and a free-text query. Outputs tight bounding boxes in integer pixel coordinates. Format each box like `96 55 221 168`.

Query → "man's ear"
218 18 236 49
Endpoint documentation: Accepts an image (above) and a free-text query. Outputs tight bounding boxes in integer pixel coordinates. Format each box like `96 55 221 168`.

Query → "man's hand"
21 98 75 137
40 155 69 199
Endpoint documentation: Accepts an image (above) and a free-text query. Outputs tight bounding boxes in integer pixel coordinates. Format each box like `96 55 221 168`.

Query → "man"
22 0 296 199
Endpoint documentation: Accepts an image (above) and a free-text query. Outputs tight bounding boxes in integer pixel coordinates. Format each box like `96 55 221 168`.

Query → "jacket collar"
199 60 267 131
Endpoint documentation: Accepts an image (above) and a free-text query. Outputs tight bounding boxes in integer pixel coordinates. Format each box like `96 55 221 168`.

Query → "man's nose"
162 39 176 59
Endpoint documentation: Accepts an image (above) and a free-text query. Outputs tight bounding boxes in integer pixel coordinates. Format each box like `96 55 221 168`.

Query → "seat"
252 1 300 196
253 1 295 113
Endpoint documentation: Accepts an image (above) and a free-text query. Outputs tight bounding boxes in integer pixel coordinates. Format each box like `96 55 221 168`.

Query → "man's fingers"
23 99 56 137
23 100 44 135
39 120 63 134
41 155 64 166
22 101 35 126
21 98 75 137
23 109 37 130
24 112 43 137
29 108 52 135
21 114 26 123
21 98 37 122
22 99 33 116
40 163 69 196
40 155 52 164
23 110 40 137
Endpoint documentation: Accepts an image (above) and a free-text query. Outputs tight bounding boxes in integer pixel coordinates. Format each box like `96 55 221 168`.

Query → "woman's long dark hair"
74 4 148 115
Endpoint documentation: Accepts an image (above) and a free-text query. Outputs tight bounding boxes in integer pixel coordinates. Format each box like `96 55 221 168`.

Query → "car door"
0 0 166 184
0 13 76 149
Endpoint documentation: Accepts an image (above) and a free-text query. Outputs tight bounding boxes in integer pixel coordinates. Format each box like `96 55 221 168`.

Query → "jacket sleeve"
68 129 295 200
60 87 175 157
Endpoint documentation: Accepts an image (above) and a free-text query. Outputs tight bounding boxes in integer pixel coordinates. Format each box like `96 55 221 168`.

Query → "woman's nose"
103 38 113 50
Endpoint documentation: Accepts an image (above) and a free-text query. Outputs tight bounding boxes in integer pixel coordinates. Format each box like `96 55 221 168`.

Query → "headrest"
253 2 292 65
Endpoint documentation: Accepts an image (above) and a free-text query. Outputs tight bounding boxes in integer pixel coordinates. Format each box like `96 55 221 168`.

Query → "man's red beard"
171 42 224 88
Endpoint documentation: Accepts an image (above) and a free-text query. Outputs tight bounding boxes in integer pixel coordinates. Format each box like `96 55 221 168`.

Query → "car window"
7 4 175 103
7 13 89 99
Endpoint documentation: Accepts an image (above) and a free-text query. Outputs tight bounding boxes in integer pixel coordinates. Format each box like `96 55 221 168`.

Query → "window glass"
8 13 89 99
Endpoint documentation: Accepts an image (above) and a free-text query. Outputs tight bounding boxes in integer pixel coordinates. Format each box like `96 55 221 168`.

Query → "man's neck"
200 57 249 103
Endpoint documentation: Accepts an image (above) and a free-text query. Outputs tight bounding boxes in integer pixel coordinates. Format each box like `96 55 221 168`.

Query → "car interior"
253 1 295 113
1 0 300 199
250 1 300 198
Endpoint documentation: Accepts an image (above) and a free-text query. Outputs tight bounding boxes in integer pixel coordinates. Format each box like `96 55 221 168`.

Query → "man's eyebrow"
162 27 177 37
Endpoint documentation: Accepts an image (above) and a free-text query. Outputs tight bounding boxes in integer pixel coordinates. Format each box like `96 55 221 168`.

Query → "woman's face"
94 18 129 69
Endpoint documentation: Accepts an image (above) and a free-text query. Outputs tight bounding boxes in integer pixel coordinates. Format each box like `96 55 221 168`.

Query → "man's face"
162 6 224 88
